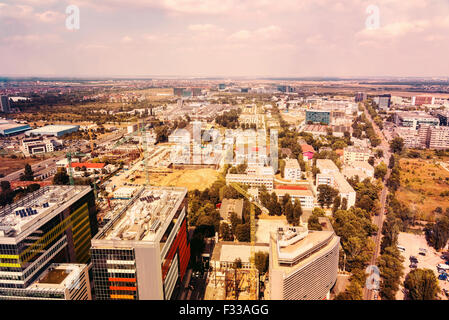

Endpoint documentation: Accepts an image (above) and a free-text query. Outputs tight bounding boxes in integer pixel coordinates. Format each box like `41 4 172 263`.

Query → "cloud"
188 24 218 32
356 20 431 39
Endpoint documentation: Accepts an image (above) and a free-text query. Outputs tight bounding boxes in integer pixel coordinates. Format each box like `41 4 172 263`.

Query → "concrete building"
0 264 92 300
342 161 374 180
273 187 314 209
343 146 371 165
412 96 435 106
283 159 302 181
219 199 244 221
355 92 367 103
0 119 31 136
316 159 356 208
373 94 391 110
394 112 439 130
0 186 97 296
21 137 58 156
226 172 274 191
436 111 449 126
428 126 449 150
269 222 340 300
306 110 331 125
25 125 80 137
91 187 190 300
210 242 269 270
0 96 11 113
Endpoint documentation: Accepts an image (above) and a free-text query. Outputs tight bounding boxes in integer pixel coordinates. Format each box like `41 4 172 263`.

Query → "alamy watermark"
66 5 80 31
365 4 380 30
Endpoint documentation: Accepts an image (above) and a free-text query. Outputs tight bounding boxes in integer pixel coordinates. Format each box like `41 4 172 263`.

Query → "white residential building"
283 159 301 181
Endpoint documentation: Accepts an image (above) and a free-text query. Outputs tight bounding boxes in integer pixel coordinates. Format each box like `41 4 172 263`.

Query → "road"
2 130 124 182
363 105 392 300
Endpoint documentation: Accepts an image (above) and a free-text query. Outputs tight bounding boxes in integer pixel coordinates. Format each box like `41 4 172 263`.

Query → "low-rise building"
21 137 59 156
219 199 244 221
226 173 274 191
0 264 92 300
343 146 371 165
342 161 374 180
316 159 356 208
273 186 314 209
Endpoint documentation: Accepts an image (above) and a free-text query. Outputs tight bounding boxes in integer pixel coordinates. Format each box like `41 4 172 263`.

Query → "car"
410 263 418 269
410 256 418 263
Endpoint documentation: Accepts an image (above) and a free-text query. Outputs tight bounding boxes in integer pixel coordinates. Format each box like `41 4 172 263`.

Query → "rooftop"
271 226 339 270
284 158 300 169
29 264 87 292
316 159 339 172
96 186 187 243
0 186 91 239
26 125 79 134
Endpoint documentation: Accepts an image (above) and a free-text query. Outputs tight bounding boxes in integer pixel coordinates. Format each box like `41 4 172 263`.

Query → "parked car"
410 256 418 263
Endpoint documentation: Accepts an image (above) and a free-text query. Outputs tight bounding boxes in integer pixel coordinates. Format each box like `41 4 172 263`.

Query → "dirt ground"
397 158 449 221
0 156 41 177
132 168 219 191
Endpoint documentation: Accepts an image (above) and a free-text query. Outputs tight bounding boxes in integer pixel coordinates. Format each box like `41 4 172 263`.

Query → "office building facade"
269 224 340 300
0 186 97 296
306 110 331 125
91 187 190 300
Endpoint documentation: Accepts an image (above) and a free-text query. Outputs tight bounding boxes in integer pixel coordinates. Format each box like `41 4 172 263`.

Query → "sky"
0 0 449 78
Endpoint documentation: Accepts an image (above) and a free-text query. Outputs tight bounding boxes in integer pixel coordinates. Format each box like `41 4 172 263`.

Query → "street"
363 105 392 300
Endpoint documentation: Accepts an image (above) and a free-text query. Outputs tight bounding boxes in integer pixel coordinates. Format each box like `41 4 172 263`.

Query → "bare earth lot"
397 158 449 221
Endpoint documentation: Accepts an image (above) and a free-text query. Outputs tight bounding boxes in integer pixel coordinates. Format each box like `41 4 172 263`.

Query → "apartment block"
283 159 301 181
316 159 356 208
343 146 371 165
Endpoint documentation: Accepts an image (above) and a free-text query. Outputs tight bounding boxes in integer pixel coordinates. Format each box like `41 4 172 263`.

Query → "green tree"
374 162 388 180
254 251 269 275
235 223 250 242
390 137 404 154
424 216 449 251
53 170 70 185
404 268 440 300
317 184 339 208
20 164 34 181
219 222 233 241
334 281 363 300
378 246 404 300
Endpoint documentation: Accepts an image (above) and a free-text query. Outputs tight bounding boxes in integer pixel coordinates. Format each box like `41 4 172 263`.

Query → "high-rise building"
374 94 391 110
91 186 190 300
0 186 98 295
0 96 11 113
355 92 367 103
305 110 331 125
269 221 340 300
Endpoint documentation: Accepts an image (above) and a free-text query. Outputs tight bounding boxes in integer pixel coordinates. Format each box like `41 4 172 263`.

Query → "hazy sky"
1 0 449 78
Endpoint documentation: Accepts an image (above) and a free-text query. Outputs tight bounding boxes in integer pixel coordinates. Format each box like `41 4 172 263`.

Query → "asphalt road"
363 106 392 300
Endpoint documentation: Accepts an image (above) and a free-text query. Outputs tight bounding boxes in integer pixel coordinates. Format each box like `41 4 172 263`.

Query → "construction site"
205 266 259 300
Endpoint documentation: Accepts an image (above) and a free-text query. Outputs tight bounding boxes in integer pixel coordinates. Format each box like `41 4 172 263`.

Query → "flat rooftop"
270 227 339 271
211 241 269 264
29 264 87 291
97 186 187 243
26 124 79 134
284 158 300 169
398 112 438 120
0 186 91 239
316 159 339 172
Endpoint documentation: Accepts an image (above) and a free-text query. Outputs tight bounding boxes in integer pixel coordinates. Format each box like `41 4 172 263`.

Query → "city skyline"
1 0 449 78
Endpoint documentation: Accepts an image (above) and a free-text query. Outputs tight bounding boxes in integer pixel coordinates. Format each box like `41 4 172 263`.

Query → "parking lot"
396 232 449 300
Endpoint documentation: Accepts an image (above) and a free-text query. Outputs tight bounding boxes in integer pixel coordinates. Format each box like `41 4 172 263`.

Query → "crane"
88 129 95 154
228 182 268 300
140 120 150 186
